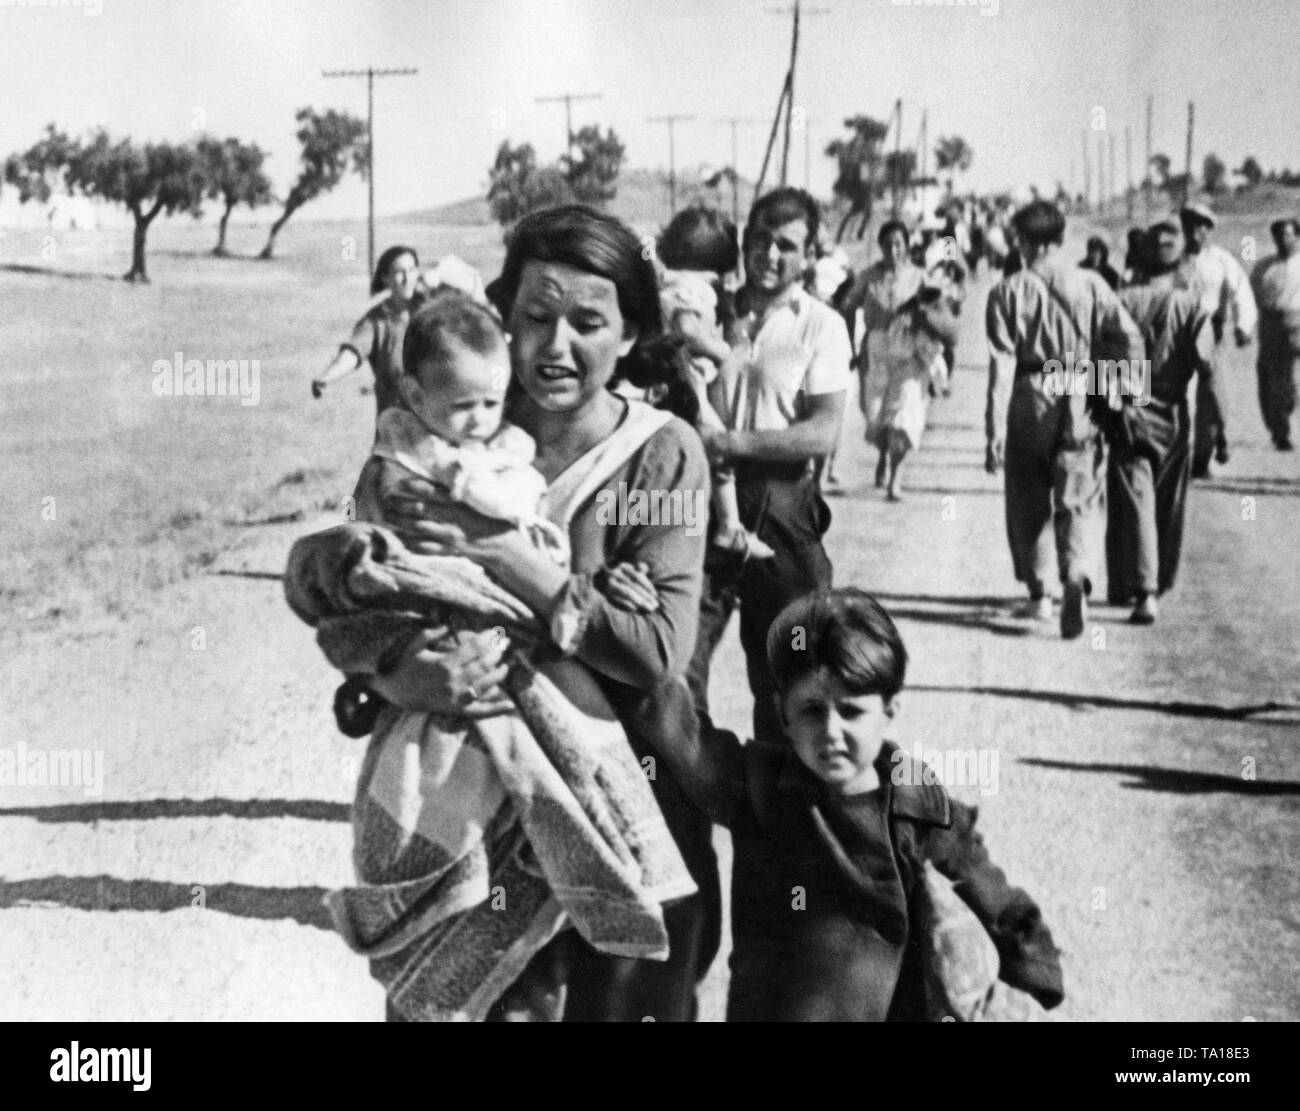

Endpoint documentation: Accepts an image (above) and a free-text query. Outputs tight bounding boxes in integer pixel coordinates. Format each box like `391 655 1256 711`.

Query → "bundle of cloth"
284 523 696 1021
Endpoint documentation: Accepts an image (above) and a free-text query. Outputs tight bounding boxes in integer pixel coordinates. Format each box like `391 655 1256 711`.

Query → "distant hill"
395 166 767 234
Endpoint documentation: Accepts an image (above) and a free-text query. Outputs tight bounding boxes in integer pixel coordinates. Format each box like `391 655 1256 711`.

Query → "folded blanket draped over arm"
282 520 697 1022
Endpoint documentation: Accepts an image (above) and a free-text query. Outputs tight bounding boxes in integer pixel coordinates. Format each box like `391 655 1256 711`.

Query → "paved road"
3 258 1298 1021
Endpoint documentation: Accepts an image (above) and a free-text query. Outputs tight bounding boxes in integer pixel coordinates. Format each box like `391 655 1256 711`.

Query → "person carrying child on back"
654 207 775 562
652 586 1065 1021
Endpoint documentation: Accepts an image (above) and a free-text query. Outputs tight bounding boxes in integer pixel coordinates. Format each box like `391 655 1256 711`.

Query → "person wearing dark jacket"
654 587 1065 1021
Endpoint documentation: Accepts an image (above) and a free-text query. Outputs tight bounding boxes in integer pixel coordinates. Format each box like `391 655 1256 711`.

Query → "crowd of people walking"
287 183 1295 1021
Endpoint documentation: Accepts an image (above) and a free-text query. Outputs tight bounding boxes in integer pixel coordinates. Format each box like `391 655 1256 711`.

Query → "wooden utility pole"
1097 135 1106 213
1108 131 1117 215
1125 125 1134 222
717 117 762 224
647 114 695 216
762 1 829 187
1082 129 1091 210
322 66 418 277
1184 100 1195 205
892 97 903 216
535 91 604 165
1144 94 1154 221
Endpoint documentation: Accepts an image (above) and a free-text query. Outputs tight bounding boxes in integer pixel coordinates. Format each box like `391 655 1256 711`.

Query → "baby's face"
780 669 895 796
405 338 510 445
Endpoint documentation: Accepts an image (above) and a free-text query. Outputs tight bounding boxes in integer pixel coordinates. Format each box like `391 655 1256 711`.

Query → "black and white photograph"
2 0 1296 1055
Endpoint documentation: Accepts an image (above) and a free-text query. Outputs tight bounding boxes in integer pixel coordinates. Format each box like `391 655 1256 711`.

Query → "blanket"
284 521 696 1021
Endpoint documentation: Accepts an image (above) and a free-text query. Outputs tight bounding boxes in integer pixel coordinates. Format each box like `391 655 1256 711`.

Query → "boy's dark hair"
402 289 505 378
371 244 419 296
746 187 821 248
766 588 908 701
658 206 740 275
615 334 700 425
1011 201 1066 247
1271 217 1300 242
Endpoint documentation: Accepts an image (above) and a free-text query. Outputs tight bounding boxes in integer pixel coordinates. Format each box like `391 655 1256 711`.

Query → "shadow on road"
0 798 349 823
0 263 118 282
912 684 1300 725
212 570 284 582
1193 477 1300 497
882 605 1033 637
0 875 335 930
1020 757 1300 796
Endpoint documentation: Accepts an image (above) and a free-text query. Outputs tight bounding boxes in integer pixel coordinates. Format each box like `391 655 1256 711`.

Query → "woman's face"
506 259 635 414
385 252 421 305
882 230 908 268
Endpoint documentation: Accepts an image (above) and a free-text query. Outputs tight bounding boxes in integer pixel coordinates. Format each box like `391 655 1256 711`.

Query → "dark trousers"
1191 343 1228 472
1105 400 1191 602
686 465 834 750
1258 318 1299 444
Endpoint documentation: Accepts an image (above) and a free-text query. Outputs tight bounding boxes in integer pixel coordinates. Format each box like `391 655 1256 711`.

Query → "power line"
535 92 604 165
323 66 418 277
647 114 696 216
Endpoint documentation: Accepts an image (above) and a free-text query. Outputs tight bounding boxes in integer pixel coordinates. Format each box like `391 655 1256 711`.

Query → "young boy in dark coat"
655 587 1065 1021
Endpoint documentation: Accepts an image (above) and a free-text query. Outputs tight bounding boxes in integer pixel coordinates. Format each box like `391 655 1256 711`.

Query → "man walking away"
1106 220 1216 624
985 200 1144 639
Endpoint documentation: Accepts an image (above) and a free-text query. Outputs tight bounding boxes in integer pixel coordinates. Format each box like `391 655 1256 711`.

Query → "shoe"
1277 437 1295 452
1215 441 1230 465
1019 595 1054 622
1129 594 1159 625
1191 462 1210 480
1060 580 1087 639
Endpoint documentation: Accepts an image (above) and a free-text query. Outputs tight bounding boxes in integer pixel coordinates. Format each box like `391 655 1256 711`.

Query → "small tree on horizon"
3 124 79 204
199 136 273 256
934 135 973 197
564 125 626 206
826 114 890 242
259 107 368 260
1202 153 1227 195
1236 156 1263 188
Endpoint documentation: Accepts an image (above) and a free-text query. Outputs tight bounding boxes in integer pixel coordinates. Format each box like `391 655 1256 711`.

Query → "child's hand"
673 310 730 365
600 561 661 613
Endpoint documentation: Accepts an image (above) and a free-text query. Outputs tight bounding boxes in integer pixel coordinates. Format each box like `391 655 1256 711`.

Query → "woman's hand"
368 625 514 718
600 561 661 613
381 474 515 560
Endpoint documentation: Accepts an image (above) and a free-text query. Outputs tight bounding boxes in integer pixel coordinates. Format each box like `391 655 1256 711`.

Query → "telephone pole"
322 65 418 277
647 114 695 216
717 117 762 223
1125 125 1134 222
892 97 903 216
1081 129 1091 210
535 91 604 164
1184 100 1195 205
1144 93 1154 221
763 1 829 187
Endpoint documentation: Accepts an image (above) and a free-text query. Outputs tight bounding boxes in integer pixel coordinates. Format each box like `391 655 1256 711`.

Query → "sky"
1 0 1297 219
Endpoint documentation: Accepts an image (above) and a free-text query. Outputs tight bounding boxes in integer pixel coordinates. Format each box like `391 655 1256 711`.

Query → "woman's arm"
312 347 363 397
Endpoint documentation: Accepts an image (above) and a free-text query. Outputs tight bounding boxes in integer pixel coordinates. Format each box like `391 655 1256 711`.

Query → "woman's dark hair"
658 207 740 275
489 204 662 342
766 587 908 701
371 245 420 296
1271 218 1300 242
614 334 700 425
1085 236 1110 263
402 289 505 378
877 219 910 250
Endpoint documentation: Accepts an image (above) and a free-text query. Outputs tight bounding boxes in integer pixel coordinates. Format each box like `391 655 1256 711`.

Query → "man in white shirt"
1176 204 1257 477
686 187 852 750
1251 217 1300 451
